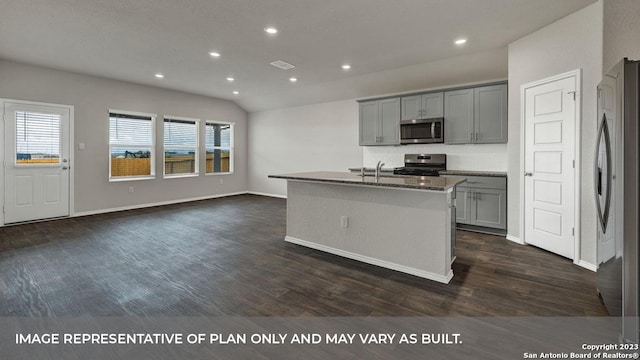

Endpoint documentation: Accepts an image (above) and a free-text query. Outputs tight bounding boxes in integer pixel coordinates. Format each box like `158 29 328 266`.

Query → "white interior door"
3 101 71 224
523 75 577 259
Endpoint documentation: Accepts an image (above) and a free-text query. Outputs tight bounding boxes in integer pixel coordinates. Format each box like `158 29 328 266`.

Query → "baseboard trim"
506 235 523 244
247 191 287 199
284 236 453 284
73 191 249 217
575 259 597 272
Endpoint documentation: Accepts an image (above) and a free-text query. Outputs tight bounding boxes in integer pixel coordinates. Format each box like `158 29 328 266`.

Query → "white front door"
3 101 71 224
523 74 577 259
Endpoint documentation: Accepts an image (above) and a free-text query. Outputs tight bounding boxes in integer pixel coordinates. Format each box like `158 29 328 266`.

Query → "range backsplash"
362 143 508 171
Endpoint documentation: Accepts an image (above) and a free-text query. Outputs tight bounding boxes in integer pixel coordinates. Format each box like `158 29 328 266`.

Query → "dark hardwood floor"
0 194 607 316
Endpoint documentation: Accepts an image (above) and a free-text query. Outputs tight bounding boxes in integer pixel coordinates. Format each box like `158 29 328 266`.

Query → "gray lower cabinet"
454 176 507 230
401 92 444 120
444 84 507 144
359 98 400 146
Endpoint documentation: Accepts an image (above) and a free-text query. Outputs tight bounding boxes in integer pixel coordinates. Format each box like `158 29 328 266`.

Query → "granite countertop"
348 167 506 178
439 170 507 177
269 171 466 191
348 167 395 173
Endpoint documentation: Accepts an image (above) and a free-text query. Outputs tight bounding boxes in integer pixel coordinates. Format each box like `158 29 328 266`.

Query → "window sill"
109 176 155 182
205 172 234 176
163 173 199 179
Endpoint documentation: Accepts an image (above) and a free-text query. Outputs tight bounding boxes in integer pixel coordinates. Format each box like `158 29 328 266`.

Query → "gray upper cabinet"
359 98 400 146
401 92 443 121
444 89 474 144
444 83 507 144
359 101 378 146
359 82 506 146
474 84 508 144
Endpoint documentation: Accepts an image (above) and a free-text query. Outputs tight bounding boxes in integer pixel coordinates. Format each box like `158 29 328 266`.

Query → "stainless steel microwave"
400 118 444 144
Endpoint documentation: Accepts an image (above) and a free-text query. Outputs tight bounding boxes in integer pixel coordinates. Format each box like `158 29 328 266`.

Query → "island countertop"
269 171 466 191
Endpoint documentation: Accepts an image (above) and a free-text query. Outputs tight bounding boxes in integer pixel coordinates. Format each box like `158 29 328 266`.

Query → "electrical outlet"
128 186 134 193
219 178 224 185
340 216 349 228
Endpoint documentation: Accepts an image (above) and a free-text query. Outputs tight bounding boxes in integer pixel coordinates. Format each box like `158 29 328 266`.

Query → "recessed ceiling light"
454 38 467 45
226 77 235 82
232 91 239 95
264 27 278 35
341 64 351 70
154 73 164 79
289 77 297 83
209 51 221 58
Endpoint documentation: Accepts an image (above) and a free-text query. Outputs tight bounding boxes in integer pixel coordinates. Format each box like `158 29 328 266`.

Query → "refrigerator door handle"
594 113 613 232
597 168 602 195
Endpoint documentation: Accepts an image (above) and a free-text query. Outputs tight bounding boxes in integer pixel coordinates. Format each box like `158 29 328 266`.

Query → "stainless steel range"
394 154 446 176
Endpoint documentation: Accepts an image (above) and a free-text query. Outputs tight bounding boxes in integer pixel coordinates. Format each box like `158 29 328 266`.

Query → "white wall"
248 49 509 197
0 60 248 214
603 0 640 72
248 100 361 197
507 2 603 264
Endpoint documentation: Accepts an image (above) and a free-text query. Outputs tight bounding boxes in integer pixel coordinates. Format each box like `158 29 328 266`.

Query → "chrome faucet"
375 160 385 180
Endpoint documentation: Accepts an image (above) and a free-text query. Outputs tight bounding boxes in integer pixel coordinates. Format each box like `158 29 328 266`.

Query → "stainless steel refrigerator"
596 58 639 343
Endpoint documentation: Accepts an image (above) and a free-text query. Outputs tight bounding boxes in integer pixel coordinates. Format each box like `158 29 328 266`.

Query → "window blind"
164 118 197 146
109 112 153 146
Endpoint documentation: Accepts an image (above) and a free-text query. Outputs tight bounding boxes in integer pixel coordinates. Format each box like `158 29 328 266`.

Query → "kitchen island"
268 171 466 283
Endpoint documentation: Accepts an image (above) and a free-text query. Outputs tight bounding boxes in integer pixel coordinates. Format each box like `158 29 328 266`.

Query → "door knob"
524 172 533 177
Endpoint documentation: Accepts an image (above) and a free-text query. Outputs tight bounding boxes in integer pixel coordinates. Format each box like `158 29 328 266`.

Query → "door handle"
524 172 533 177
62 166 69 170
594 113 612 232
597 167 602 195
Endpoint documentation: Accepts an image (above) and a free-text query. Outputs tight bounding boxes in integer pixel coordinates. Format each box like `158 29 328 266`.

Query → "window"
109 111 155 180
16 111 61 165
164 116 199 177
205 121 234 174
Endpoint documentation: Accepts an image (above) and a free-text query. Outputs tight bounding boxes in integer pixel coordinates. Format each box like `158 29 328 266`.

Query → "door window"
15 111 61 165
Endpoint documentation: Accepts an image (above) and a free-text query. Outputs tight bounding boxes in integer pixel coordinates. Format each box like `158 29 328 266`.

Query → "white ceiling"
0 0 596 112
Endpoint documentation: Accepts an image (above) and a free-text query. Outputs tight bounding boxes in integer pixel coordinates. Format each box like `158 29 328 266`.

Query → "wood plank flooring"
0 194 607 316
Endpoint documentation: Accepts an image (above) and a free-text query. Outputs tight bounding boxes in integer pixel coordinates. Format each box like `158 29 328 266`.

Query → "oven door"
400 118 443 144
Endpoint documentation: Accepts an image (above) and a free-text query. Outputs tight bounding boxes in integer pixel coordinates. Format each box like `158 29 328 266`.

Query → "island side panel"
285 180 453 283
